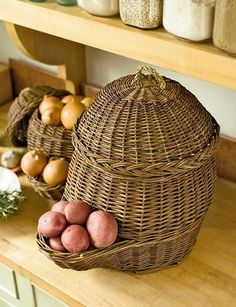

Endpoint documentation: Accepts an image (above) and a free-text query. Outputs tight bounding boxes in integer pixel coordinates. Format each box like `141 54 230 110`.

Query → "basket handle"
134 65 166 89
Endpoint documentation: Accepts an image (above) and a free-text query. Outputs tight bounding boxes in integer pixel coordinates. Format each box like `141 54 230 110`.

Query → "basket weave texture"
7 86 69 146
38 66 219 272
28 176 64 201
27 109 73 161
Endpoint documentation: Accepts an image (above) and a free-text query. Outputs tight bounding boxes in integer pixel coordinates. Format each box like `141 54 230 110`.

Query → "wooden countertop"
1 0 236 90
0 176 235 307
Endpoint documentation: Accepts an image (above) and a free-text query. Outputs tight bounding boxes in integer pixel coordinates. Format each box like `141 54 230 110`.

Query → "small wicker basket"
27 109 73 161
7 86 70 147
28 176 65 201
37 66 219 272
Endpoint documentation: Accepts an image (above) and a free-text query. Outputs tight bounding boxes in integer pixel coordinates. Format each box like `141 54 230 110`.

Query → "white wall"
1 21 236 138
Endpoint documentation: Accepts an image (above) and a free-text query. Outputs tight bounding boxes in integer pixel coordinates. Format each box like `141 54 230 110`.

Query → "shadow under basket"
27 109 73 161
37 220 201 273
28 176 65 201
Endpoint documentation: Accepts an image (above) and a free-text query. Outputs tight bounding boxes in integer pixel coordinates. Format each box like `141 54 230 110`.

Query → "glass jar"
120 0 163 29
213 0 236 57
77 0 119 17
57 0 77 6
163 0 215 42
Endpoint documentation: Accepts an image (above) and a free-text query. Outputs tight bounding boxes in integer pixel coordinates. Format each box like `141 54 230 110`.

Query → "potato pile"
21 150 69 186
37 200 118 253
39 95 93 130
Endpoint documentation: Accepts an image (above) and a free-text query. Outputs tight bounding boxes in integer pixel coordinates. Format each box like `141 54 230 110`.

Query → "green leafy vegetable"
0 190 25 219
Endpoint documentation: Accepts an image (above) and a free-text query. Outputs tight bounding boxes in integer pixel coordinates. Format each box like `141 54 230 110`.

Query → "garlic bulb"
1 150 22 169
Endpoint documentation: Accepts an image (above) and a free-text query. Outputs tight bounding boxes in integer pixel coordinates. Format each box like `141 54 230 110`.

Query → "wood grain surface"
9 59 74 95
6 23 86 93
0 63 13 105
216 136 236 183
0 176 235 307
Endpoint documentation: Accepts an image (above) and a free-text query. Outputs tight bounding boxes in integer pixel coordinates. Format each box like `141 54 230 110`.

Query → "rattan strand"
37 219 202 272
28 176 65 201
27 109 73 161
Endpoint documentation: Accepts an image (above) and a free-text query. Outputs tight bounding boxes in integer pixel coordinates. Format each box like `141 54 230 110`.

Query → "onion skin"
61 101 86 130
1 150 22 169
42 158 69 186
39 95 63 115
21 150 47 177
41 107 61 126
61 95 81 104
81 97 93 108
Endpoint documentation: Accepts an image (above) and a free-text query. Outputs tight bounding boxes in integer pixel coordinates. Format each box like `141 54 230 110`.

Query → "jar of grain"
213 0 236 57
163 0 215 42
77 0 119 17
120 0 163 29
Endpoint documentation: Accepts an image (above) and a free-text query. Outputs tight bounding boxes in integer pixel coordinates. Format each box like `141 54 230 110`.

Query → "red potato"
86 211 118 248
37 211 67 237
51 201 68 214
49 237 67 252
61 225 90 253
64 200 91 225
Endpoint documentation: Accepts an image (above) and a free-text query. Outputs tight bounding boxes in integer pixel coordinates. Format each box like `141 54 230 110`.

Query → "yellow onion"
39 95 63 115
81 97 94 108
21 150 47 177
41 107 61 126
43 158 69 186
61 95 81 104
61 101 86 130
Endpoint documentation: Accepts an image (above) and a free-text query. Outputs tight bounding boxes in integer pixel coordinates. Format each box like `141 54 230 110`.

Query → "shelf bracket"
4 22 86 93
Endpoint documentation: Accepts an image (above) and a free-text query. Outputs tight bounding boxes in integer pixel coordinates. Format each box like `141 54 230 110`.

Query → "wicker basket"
27 109 73 160
37 219 201 272
37 66 219 272
7 86 70 147
28 176 65 201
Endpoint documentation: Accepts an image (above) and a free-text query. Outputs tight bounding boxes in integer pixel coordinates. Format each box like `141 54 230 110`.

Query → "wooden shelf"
1 0 236 90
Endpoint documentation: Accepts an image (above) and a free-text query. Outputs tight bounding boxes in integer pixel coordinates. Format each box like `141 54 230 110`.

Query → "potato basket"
37 66 219 273
37 219 201 272
7 86 70 147
27 109 73 161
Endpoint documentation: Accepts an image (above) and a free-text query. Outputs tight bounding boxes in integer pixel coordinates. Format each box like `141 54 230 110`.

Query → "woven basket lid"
76 66 219 164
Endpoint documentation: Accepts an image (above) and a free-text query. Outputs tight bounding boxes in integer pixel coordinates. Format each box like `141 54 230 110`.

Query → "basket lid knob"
133 66 166 89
